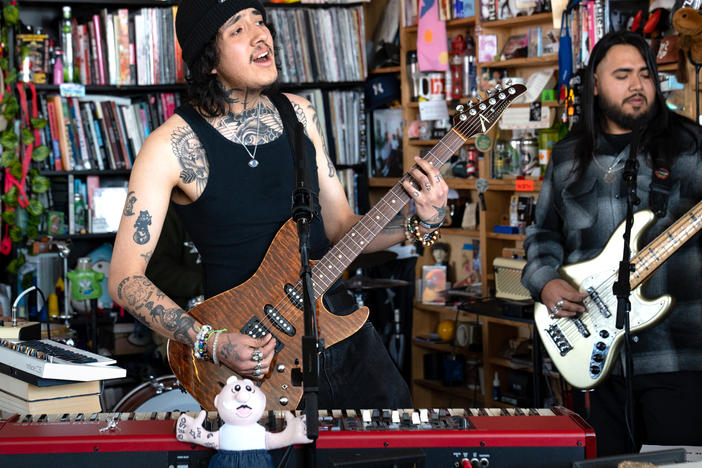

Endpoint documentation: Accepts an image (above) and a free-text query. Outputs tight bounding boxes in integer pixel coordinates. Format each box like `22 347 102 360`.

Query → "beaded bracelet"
416 216 445 230
405 216 441 247
193 325 212 360
212 330 224 365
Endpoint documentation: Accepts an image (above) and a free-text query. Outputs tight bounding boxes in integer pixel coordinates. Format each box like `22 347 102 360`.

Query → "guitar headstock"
452 83 527 140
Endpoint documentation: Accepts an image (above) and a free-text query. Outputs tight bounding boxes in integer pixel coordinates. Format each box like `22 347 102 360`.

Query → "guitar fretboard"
630 200 702 289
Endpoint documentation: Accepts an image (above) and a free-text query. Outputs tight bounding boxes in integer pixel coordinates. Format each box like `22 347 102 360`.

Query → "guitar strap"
649 155 673 218
267 91 313 210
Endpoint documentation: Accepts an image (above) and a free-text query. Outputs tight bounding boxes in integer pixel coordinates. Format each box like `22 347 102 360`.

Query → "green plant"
0 0 51 274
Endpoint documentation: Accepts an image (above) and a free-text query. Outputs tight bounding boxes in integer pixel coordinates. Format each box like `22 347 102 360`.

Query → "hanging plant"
0 0 51 274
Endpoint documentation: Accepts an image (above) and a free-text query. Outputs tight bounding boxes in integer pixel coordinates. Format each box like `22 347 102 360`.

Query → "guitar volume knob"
277 364 286 372
279 397 289 406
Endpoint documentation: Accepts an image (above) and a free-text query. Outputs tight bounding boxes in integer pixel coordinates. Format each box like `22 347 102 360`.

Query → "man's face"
594 44 656 134
214 8 277 92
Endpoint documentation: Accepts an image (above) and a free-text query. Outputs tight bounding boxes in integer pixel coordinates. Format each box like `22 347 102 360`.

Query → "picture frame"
421 264 447 305
369 108 404 178
500 34 528 61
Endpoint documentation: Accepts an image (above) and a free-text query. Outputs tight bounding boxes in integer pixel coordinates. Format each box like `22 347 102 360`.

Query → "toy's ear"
226 375 238 385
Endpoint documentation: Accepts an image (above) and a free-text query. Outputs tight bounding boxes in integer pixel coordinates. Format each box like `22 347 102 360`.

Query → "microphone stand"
611 123 640 453
290 122 320 467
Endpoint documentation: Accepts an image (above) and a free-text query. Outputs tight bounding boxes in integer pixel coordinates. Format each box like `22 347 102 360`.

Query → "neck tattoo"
230 100 262 168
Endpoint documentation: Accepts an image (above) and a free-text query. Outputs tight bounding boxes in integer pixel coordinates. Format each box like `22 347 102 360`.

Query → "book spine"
117 9 131 86
69 97 92 169
99 101 122 169
172 6 184 83
109 101 132 169
92 14 106 85
67 173 75 234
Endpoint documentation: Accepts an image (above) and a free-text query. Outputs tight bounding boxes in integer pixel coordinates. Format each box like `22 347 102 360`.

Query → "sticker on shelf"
418 100 449 121
59 83 86 98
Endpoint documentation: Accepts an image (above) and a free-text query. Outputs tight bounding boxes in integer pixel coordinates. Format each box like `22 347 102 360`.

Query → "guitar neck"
310 129 467 299
630 200 702 289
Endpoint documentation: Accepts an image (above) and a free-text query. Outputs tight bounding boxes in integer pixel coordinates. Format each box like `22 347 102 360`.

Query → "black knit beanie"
176 0 267 68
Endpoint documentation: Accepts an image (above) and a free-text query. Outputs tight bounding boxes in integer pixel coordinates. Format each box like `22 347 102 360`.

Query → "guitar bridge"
545 323 573 356
241 317 285 355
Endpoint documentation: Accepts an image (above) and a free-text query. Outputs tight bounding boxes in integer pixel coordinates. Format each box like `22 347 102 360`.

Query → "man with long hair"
108 0 449 409
522 31 702 456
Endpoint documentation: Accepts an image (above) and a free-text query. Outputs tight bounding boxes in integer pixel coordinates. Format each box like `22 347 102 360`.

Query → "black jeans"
314 321 413 410
587 371 702 456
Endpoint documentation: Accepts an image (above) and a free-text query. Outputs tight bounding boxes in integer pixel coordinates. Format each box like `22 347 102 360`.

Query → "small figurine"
176 375 312 468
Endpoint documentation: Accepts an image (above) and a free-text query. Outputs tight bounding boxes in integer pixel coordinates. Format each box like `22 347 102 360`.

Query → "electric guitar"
168 84 527 411
535 200 702 389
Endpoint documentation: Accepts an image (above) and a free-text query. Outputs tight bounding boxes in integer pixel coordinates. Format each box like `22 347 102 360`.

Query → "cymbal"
347 251 398 271
341 275 410 290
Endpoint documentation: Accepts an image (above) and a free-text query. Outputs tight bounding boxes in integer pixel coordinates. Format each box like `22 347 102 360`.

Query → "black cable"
277 445 294 468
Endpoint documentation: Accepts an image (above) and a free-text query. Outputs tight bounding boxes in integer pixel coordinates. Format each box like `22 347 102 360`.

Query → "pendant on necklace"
248 159 259 168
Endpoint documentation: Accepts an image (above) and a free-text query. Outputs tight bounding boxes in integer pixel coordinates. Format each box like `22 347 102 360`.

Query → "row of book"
567 0 608 71
338 168 361 215
295 88 367 167
68 7 183 86
268 6 367 84
35 92 180 172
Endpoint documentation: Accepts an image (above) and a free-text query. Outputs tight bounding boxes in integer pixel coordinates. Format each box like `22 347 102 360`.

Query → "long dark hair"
184 23 280 118
564 30 698 179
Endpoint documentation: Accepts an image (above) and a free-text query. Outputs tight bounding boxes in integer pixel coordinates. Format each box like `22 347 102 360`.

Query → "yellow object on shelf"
437 320 455 341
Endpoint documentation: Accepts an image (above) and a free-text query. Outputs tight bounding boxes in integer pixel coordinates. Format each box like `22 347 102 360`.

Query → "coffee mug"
418 72 446 101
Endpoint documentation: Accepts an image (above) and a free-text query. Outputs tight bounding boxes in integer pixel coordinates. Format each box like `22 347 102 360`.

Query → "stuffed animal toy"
673 7 702 64
176 375 312 468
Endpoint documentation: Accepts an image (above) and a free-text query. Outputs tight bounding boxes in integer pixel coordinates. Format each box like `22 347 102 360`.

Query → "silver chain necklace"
230 100 262 168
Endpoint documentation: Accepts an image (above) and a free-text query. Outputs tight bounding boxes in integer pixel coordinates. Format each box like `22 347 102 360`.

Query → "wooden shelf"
489 357 560 377
658 62 678 72
41 169 131 176
445 178 476 190
486 232 525 241
413 379 483 402
404 15 475 34
368 177 399 187
480 12 553 28
510 101 561 108
442 227 479 237
479 54 558 69
486 178 543 191
369 66 401 75
412 338 481 358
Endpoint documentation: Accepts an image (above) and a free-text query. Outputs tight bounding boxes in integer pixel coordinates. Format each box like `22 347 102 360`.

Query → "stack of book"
0 366 102 415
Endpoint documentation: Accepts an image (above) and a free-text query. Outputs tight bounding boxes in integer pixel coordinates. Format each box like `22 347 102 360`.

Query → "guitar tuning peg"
505 79 512 86
486 88 495 96
467 100 475 108
455 104 465 112
495 84 503 91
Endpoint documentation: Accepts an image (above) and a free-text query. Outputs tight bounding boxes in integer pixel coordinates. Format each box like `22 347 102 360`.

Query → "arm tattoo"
116 275 196 343
426 204 447 223
216 340 242 363
141 249 154 264
123 191 136 216
171 126 209 196
133 210 152 245
293 102 335 178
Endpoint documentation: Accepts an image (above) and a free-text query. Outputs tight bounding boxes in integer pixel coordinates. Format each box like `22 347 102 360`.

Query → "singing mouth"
252 47 272 64
625 94 647 106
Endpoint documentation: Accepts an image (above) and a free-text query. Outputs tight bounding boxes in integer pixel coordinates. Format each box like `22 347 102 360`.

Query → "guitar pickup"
284 284 304 310
241 317 285 355
587 287 612 318
546 323 573 356
264 304 296 336
572 318 590 338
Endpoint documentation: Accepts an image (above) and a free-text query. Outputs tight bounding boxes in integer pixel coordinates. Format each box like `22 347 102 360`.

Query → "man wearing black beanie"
109 1 449 412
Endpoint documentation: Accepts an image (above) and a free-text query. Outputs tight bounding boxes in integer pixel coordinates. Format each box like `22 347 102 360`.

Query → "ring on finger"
252 349 263 362
253 367 262 376
550 305 559 319
556 299 565 309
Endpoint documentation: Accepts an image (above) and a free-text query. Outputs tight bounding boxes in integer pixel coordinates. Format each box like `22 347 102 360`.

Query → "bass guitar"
168 84 527 411
535 200 702 389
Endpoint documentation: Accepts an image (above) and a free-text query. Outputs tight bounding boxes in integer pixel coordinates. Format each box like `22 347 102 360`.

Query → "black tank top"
173 103 330 298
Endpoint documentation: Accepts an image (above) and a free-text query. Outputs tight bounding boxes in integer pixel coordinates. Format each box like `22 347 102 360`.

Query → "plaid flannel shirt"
522 130 702 374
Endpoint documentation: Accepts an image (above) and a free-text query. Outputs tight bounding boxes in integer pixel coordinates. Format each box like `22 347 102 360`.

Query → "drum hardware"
112 375 200 413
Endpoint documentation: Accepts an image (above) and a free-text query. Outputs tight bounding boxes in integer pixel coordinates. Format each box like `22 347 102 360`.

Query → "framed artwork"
370 108 404 178
421 265 447 305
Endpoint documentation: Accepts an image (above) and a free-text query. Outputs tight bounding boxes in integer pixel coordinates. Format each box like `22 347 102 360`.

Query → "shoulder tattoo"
171 126 209 196
293 102 335 178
